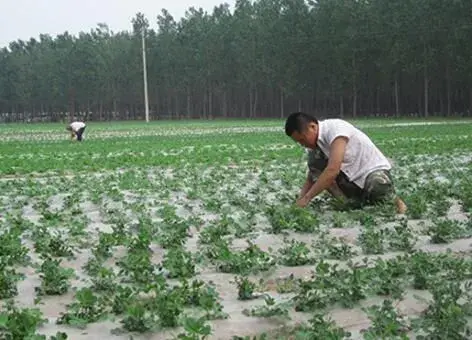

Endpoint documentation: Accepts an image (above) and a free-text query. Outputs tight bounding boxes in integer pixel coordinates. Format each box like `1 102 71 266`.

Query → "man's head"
285 112 319 149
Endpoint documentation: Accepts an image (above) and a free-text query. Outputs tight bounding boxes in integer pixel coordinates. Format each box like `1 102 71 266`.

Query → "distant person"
66 121 87 142
284 112 407 214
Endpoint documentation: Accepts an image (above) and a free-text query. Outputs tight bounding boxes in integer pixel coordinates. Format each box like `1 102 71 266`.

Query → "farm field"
1 118 472 339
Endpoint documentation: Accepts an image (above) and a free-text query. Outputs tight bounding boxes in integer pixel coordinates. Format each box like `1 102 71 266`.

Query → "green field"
1 119 472 339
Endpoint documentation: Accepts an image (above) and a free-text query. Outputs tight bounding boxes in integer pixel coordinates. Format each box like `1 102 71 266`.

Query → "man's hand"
296 195 310 208
298 136 349 206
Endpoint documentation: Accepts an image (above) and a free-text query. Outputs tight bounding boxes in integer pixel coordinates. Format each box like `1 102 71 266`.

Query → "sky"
0 0 235 47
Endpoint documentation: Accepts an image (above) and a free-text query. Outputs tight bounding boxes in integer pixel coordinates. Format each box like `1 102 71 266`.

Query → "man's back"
70 121 85 132
314 118 391 189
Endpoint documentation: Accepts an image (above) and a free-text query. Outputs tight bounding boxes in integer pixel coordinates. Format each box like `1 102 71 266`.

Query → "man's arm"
297 136 348 207
299 172 314 198
302 170 345 201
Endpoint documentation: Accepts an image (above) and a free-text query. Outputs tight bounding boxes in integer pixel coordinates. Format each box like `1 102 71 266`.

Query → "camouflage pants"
361 169 396 205
307 147 396 206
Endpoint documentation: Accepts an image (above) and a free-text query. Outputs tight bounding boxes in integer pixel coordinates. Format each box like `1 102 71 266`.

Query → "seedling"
35 255 75 296
242 295 291 318
278 239 315 266
361 299 409 339
233 276 258 300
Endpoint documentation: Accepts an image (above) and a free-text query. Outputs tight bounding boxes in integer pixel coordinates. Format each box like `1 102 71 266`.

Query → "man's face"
290 122 318 149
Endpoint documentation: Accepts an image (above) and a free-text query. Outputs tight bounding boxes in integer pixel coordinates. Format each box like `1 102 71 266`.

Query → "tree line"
1 0 472 122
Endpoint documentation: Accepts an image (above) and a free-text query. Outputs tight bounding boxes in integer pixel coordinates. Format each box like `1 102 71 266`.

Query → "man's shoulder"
319 118 356 141
321 118 353 127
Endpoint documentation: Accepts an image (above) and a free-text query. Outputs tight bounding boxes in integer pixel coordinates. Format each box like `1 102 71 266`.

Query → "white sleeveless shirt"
315 119 391 189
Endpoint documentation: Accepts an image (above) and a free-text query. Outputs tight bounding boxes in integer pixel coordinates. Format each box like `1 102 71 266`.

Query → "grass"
0 118 472 339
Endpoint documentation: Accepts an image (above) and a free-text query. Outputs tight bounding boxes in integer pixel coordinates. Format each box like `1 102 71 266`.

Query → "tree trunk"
352 56 357 117
112 100 117 121
187 87 191 118
174 89 179 119
202 91 207 119
446 64 451 116
99 101 103 121
339 95 344 117
394 73 400 117
439 90 444 117
249 89 253 118
253 87 258 118
208 87 213 119
323 93 328 115
469 88 472 115
222 90 228 117
353 91 357 118
280 86 284 118
424 60 429 117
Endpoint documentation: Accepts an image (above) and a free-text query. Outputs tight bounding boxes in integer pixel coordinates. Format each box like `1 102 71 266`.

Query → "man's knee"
363 170 396 204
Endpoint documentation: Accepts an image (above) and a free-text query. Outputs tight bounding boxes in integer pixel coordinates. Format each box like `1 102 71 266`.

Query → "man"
66 121 86 142
285 112 407 214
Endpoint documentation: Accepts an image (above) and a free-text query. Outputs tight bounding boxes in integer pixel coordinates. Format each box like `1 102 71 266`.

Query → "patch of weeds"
0 260 23 299
39 209 64 227
278 239 316 266
387 218 417 252
357 212 377 228
35 255 75 296
233 276 259 300
333 262 369 308
0 300 47 339
33 226 74 258
90 266 117 292
152 287 185 328
330 211 351 228
92 232 116 260
82 255 104 277
215 241 276 275
198 220 231 245
180 280 228 320
162 247 196 279
412 279 472 339
296 313 352 339
369 257 408 299
172 278 227 320
407 251 443 290
242 295 291 318
116 230 158 285
361 299 410 339
266 205 320 234
430 196 452 217
57 287 108 328
315 235 357 260
157 219 190 249
0 228 30 266
294 260 368 311
274 274 299 294
427 218 467 244
175 316 212 339
120 300 157 332
110 286 137 315
358 226 385 254
406 193 428 219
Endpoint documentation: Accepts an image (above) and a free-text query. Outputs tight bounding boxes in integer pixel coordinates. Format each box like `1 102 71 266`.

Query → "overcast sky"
0 0 234 47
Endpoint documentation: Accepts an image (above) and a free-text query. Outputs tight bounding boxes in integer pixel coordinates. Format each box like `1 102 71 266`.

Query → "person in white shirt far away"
285 112 407 214
66 121 87 142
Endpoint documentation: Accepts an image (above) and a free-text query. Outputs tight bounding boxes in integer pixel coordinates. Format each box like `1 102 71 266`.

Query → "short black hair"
284 112 318 136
